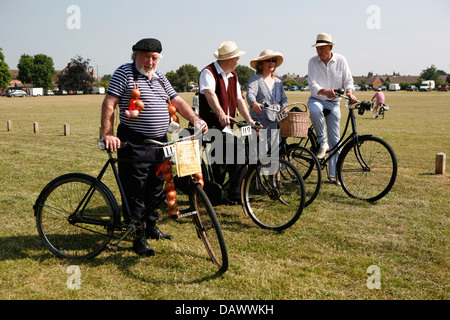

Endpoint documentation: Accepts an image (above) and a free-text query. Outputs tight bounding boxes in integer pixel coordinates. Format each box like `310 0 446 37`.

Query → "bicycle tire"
284 145 322 207
191 184 228 273
242 158 306 231
34 173 118 259
337 135 397 202
379 108 385 119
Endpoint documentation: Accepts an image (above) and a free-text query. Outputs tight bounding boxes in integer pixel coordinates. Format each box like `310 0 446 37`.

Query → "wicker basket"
278 102 309 138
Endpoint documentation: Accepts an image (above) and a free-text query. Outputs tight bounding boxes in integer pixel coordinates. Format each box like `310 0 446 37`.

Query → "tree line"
0 48 449 91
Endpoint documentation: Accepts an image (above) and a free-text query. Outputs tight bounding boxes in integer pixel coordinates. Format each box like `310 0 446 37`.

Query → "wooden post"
33 122 39 134
435 153 446 174
64 124 70 136
7 120 12 131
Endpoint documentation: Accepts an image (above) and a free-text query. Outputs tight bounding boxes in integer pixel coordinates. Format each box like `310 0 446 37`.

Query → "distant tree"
235 65 254 90
0 48 12 89
283 79 301 88
17 53 55 89
58 55 95 92
420 64 442 86
32 54 55 89
17 54 34 85
166 64 199 91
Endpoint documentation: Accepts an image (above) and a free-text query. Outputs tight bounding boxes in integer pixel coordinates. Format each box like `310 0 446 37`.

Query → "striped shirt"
107 62 178 138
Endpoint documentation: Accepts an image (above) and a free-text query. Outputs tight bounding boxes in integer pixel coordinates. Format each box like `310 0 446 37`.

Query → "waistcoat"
199 63 238 130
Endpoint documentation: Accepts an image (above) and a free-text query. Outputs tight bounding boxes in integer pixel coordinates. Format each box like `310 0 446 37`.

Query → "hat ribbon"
218 48 240 59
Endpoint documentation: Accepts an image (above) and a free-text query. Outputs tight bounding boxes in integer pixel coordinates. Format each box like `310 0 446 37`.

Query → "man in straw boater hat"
307 33 357 185
199 41 258 204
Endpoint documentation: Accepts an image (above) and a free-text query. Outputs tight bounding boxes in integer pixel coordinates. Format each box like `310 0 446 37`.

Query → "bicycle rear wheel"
337 136 397 202
284 145 322 207
191 184 228 273
34 173 117 259
242 159 306 231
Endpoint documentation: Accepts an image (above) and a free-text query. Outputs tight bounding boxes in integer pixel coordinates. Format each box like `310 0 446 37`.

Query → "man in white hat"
199 41 257 203
307 33 357 184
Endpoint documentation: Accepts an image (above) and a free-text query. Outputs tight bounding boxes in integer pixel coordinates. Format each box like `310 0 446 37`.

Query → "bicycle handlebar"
335 88 361 104
144 123 207 147
229 118 263 130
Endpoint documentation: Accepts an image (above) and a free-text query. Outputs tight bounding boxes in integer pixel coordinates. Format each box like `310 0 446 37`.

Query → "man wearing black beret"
101 38 207 257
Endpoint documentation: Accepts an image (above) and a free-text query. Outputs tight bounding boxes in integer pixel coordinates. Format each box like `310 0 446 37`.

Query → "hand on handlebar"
103 134 122 153
252 102 263 114
346 92 358 104
336 88 358 104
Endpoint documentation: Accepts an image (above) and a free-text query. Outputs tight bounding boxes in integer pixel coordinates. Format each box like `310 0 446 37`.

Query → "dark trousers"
208 133 247 197
117 124 167 228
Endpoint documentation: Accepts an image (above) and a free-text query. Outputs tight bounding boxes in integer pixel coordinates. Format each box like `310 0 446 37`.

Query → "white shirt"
308 53 355 101
199 61 243 133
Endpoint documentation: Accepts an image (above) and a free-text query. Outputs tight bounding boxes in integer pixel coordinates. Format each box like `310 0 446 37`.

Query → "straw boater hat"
312 33 335 47
214 41 246 60
250 49 284 70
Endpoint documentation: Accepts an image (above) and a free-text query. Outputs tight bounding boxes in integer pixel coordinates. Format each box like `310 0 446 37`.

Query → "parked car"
437 84 449 92
300 86 309 91
290 86 299 91
354 85 361 91
6 89 27 97
375 85 387 91
44 90 55 96
360 85 370 91
406 85 418 91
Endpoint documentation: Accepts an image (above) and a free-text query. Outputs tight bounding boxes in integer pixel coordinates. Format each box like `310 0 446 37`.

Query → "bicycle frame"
298 99 369 170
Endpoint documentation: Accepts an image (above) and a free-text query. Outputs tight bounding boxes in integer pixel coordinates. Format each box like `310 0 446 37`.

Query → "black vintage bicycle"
34 125 228 273
199 119 306 231
260 103 322 207
293 89 398 202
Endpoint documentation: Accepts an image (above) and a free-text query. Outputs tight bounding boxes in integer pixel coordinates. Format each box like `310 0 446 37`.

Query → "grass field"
0 90 448 300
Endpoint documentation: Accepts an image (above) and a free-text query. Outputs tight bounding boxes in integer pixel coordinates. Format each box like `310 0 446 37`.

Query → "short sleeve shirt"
107 63 178 138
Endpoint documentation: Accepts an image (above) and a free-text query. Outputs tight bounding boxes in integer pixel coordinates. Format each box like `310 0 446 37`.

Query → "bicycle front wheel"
242 159 306 231
337 136 397 202
191 184 228 273
34 173 117 259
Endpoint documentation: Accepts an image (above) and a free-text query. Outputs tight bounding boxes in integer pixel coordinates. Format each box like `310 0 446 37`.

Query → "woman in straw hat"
247 49 288 156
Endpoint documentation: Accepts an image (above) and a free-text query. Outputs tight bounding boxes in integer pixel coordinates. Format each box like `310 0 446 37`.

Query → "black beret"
132 38 162 53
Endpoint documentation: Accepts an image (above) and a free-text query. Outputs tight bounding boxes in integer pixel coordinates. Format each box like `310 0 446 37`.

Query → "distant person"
198 41 257 203
193 91 199 115
247 49 287 157
101 38 206 257
308 33 356 184
371 88 385 118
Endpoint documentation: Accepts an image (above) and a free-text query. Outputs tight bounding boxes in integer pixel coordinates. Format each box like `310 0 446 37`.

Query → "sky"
1 0 449 79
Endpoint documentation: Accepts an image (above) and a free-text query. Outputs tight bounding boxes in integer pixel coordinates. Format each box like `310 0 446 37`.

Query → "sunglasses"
264 58 277 63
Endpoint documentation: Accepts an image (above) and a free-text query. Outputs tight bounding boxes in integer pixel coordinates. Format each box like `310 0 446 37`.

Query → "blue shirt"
107 63 178 138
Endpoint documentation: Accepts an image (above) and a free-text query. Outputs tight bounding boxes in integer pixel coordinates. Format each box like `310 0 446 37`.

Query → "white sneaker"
317 142 329 159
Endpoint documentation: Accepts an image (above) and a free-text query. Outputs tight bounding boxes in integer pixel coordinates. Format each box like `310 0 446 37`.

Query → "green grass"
0 91 449 300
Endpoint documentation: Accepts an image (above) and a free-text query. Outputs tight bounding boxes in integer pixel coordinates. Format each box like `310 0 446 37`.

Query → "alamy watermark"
66 5 81 30
366 265 381 289
66 265 81 290
367 5 381 30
